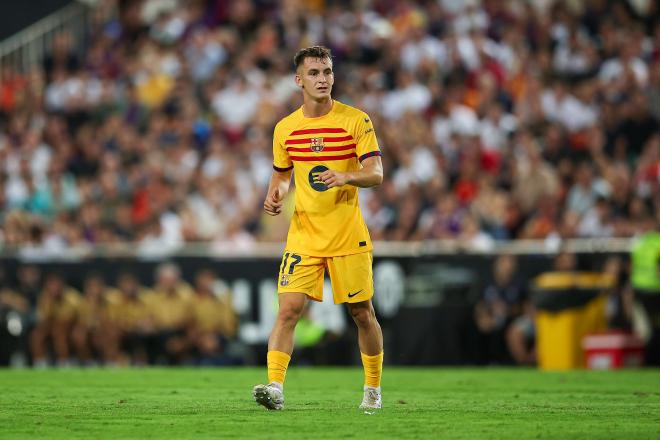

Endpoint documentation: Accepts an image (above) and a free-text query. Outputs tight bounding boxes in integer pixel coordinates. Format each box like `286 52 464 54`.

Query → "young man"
253 46 384 410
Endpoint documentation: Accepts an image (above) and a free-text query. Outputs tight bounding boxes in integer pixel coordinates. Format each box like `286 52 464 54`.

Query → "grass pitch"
1 368 659 439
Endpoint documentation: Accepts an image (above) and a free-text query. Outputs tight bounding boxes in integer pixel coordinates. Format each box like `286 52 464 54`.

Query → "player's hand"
264 188 283 216
318 169 349 188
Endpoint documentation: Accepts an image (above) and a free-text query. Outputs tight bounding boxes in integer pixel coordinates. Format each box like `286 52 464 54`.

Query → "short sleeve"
354 112 381 162
272 125 293 172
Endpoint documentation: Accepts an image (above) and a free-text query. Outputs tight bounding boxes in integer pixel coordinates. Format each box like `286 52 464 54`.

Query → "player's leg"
253 292 306 410
346 300 384 409
267 292 307 381
347 300 383 356
328 252 384 409
254 251 324 410
269 292 307 355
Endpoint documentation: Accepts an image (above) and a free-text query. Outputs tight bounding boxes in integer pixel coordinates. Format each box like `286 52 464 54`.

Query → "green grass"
0 368 659 439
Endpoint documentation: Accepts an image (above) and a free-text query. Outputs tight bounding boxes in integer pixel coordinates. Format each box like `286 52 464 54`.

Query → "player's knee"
349 304 375 328
278 304 304 326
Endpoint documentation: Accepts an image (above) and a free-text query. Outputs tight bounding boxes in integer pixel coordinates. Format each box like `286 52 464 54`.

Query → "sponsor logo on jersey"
310 137 325 152
309 165 329 192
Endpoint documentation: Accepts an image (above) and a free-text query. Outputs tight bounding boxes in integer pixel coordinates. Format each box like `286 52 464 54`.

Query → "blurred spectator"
187 269 237 365
71 273 114 365
566 162 609 216
474 254 525 364
145 262 193 364
30 273 80 367
506 301 537 366
602 256 634 331
105 272 154 366
13 265 42 311
0 266 30 365
631 232 660 365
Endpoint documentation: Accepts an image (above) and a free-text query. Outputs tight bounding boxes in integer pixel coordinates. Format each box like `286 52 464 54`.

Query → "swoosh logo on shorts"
347 289 363 298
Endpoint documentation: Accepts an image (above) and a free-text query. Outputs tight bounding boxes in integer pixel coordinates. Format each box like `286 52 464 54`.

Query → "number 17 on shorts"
276 250 374 304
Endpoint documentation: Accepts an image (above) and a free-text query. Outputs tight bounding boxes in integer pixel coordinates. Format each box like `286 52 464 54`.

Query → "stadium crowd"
0 0 658 255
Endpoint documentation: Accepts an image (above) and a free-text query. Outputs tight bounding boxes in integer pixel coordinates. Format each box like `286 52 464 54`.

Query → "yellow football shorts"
276 250 374 304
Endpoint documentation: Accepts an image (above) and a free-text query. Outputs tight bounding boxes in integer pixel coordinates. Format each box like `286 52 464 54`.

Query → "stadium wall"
0 241 626 365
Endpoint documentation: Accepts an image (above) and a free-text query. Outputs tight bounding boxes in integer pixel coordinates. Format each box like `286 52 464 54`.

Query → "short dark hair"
293 46 332 70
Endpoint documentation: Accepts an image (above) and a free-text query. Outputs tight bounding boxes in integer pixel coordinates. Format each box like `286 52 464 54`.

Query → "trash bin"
532 272 612 370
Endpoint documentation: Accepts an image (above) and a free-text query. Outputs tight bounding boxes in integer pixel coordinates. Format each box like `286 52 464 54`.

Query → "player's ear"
295 74 303 88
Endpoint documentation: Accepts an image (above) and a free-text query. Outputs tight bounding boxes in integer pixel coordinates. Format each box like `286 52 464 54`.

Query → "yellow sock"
267 350 291 386
361 352 383 388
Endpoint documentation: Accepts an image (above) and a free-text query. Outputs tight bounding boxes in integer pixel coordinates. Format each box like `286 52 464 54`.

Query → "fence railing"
0 1 92 74
0 238 636 261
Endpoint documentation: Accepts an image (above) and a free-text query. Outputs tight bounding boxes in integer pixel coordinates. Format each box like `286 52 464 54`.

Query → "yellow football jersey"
190 294 237 335
273 100 381 256
105 288 154 333
37 289 81 323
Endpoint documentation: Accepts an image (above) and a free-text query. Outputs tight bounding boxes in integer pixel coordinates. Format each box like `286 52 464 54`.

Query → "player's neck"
302 97 333 118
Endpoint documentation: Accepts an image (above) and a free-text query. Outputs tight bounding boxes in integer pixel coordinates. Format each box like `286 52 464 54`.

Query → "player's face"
296 57 334 100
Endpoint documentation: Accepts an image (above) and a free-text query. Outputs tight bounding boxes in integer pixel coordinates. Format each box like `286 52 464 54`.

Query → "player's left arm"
319 111 382 189
318 156 383 188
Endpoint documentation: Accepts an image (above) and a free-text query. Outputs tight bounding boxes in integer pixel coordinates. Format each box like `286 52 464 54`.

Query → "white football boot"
359 387 382 410
253 383 284 410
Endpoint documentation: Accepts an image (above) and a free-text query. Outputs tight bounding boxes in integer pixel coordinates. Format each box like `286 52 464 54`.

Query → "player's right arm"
264 169 292 216
265 122 293 216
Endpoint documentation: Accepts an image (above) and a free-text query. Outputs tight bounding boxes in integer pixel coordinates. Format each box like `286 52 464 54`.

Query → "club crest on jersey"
310 137 325 152
280 274 290 287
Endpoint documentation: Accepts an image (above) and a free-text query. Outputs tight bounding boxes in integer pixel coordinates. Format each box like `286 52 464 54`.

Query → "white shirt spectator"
432 104 479 149
270 74 300 105
453 7 489 35
451 104 480 136
185 192 221 239
455 36 481 71
577 206 614 238
542 89 597 132
599 57 648 86
553 43 593 76
480 116 514 152
212 81 261 129
160 210 183 248
410 146 438 183
566 178 611 215
401 36 449 72
381 82 431 121
185 35 226 82
4 174 29 208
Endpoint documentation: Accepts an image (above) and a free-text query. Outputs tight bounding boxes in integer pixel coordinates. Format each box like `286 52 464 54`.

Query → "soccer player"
253 46 384 410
